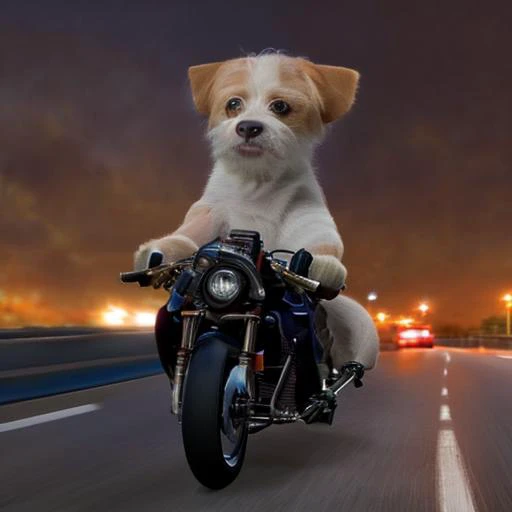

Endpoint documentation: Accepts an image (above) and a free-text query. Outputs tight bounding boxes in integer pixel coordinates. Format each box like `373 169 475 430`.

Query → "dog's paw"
133 234 199 271
308 255 347 291
133 243 162 271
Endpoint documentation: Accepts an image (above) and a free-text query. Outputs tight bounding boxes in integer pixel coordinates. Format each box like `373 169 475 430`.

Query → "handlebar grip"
119 271 152 287
315 283 342 300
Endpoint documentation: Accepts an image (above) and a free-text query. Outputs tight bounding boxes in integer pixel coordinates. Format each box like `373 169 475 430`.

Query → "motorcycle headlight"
206 268 242 303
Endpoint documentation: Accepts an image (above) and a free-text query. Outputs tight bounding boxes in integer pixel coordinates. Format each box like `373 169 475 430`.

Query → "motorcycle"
120 229 365 489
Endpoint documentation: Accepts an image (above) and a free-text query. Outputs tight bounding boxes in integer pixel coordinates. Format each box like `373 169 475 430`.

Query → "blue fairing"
279 290 324 363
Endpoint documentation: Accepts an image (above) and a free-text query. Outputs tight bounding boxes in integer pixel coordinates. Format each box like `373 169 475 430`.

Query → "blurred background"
1 3 512 511
0 0 510 333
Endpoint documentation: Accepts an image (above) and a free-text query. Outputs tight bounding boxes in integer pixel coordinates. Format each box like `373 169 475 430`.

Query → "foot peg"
339 361 365 388
301 362 366 425
301 389 337 425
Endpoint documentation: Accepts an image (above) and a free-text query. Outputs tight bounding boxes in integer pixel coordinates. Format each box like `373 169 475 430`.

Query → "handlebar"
119 259 194 288
120 253 342 299
269 260 320 292
269 260 341 300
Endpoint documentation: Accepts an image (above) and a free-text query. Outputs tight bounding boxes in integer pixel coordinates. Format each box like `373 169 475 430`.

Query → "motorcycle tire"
181 337 248 489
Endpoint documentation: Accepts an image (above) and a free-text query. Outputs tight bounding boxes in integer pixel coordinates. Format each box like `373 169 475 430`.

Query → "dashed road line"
441 387 448 397
440 404 452 421
0 404 101 433
437 428 477 512
443 368 448 377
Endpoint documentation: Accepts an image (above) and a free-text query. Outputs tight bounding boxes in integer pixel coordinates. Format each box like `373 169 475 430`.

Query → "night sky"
1 0 511 327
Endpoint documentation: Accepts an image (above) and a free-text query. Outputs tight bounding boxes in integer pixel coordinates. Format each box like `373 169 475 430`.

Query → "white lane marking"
497 355 512 359
440 404 452 421
445 352 451 364
441 387 448 397
437 428 477 512
0 404 101 433
443 368 448 377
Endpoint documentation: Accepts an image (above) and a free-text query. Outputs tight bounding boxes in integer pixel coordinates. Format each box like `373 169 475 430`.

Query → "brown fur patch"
189 55 359 132
274 59 324 136
297 60 360 123
208 59 249 128
188 62 224 115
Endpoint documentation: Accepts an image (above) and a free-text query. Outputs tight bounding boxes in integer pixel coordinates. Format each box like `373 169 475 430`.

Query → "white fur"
134 54 379 369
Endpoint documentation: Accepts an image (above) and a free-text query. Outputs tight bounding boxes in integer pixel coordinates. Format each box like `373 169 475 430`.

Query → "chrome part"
171 310 205 416
219 314 261 412
218 313 260 324
223 366 249 416
298 366 362 424
150 259 194 289
206 268 242 302
248 420 272 434
270 260 320 292
221 368 247 467
242 316 260 354
181 310 205 350
270 355 293 417
223 367 247 442
331 373 356 396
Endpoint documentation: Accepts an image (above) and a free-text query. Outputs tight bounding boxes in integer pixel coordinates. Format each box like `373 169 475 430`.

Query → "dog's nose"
236 120 264 140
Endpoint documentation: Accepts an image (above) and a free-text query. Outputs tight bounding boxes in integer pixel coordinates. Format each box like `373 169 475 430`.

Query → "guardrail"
0 328 162 405
435 335 512 350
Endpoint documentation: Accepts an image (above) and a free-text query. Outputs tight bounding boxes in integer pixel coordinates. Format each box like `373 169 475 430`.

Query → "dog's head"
188 53 359 179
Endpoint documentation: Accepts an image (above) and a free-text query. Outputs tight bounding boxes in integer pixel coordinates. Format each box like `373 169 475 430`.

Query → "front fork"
170 310 260 418
171 310 204 416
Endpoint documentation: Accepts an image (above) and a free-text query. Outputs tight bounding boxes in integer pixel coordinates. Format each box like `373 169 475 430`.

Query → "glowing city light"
100 306 157 327
102 306 129 326
418 303 430 314
397 318 415 327
376 312 388 323
134 311 157 327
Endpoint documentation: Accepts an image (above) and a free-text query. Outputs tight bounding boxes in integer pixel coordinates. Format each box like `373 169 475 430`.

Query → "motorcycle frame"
170 305 361 428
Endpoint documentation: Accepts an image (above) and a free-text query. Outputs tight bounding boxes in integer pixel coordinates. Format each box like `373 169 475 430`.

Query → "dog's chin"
213 144 286 181
236 143 265 158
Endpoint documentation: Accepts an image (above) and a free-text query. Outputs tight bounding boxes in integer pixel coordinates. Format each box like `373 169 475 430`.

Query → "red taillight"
399 328 432 339
398 327 432 345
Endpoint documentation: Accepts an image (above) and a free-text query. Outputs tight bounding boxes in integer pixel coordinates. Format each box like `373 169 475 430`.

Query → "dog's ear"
300 61 360 124
188 62 224 116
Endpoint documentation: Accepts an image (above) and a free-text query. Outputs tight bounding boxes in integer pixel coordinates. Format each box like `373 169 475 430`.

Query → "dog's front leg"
306 244 347 292
133 204 221 271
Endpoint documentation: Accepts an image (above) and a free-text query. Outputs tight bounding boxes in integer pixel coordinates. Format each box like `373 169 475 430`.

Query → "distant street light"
376 312 388 323
502 294 512 336
418 302 430 317
366 292 378 319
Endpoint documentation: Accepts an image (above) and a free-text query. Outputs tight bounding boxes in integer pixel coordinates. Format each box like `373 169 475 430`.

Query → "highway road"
1 347 511 512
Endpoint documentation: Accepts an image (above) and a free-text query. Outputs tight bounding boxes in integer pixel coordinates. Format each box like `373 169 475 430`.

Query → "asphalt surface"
1 347 511 512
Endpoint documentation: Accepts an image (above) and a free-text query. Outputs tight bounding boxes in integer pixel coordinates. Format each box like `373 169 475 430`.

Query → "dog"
134 52 379 372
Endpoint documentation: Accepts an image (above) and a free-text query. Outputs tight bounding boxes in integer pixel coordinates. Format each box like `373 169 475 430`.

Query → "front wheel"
181 337 248 489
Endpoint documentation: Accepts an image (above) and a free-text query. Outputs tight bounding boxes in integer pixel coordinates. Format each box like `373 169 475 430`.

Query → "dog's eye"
269 100 291 116
226 98 243 115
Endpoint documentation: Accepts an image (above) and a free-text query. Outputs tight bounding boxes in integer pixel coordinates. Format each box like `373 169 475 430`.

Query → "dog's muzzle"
236 120 264 141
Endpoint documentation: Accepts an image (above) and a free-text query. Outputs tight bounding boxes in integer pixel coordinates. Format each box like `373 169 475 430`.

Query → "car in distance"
378 323 435 349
